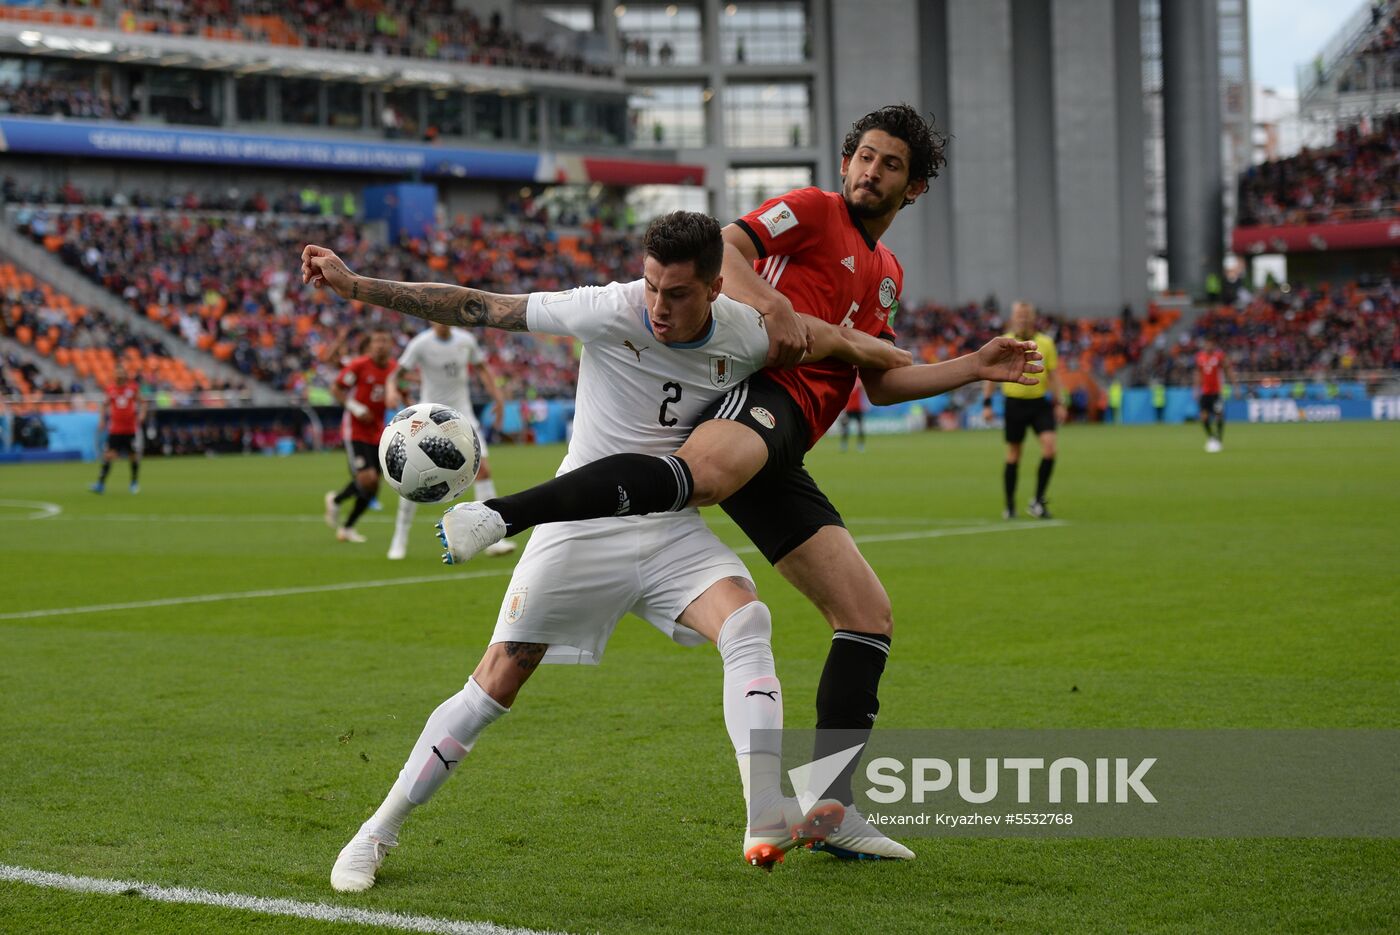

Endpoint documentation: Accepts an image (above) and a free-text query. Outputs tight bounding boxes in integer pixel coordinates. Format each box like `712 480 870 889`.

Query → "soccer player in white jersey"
385 323 515 561
300 213 909 889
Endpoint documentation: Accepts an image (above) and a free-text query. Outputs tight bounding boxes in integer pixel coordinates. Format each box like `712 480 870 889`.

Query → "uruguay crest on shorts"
710 355 735 388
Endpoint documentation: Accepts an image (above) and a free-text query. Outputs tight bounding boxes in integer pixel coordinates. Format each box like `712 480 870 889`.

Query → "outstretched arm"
302 245 530 332
861 337 1043 406
802 316 911 370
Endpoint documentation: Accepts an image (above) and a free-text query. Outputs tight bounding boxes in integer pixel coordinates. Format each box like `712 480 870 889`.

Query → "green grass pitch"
2 421 1397 933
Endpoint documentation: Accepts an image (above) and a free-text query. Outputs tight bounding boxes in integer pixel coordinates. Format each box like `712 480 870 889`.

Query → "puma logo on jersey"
623 340 649 362
841 255 856 273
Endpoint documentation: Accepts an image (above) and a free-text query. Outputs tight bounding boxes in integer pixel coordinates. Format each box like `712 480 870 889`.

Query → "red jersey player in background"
324 327 396 542
1193 336 1236 453
839 380 869 453
437 105 1043 860
90 362 146 494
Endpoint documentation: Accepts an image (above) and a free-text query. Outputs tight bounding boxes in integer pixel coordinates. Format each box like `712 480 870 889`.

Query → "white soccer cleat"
809 806 916 861
337 527 367 544
386 538 407 561
436 502 507 565
1205 438 1222 453
743 796 846 870
324 491 339 529
330 828 396 892
483 540 517 558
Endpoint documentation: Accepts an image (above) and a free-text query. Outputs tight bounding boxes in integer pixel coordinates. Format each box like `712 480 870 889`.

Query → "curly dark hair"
643 210 723 281
841 104 949 208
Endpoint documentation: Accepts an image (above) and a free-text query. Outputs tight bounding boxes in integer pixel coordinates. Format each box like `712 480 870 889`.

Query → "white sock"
716 602 785 826
473 477 497 501
391 496 416 547
364 676 508 841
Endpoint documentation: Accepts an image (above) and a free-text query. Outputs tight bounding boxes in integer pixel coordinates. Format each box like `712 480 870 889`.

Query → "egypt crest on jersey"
525 280 770 475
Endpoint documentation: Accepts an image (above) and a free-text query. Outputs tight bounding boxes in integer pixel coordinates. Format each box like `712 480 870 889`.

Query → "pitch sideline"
0 521 1067 622
0 864 558 935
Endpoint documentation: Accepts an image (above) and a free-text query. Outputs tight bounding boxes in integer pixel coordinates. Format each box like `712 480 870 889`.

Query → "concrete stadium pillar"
1162 0 1223 298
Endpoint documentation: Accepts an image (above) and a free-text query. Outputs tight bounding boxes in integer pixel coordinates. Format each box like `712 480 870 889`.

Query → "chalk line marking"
0 499 62 520
1 521 1068 622
0 864 558 935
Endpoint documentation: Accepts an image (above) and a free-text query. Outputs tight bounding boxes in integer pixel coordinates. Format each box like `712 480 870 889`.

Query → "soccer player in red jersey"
437 106 1042 858
324 328 397 542
839 380 868 453
1193 336 1236 453
91 362 146 494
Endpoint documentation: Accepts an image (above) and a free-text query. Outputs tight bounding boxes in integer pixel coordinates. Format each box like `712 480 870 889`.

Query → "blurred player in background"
839 379 868 453
324 327 395 543
1194 336 1236 453
90 362 145 494
385 322 514 561
983 301 1064 520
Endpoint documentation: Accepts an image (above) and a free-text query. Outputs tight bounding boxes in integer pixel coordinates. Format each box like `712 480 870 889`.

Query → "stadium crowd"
47 0 609 75
1237 113 1400 226
1148 281 1400 384
15 207 634 402
0 79 133 121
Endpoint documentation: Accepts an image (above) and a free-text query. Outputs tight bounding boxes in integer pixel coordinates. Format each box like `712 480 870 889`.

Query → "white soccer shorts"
487 512 751 665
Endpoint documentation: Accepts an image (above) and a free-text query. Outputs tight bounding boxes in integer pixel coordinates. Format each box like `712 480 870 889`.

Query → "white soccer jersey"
526 279 769 477
397 327 484 414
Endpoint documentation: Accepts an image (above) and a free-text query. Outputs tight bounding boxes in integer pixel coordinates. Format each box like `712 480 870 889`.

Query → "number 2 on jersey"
658 382 682 427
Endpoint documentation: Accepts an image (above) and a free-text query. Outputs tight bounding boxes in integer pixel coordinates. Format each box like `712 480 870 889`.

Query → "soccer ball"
379 403 481 504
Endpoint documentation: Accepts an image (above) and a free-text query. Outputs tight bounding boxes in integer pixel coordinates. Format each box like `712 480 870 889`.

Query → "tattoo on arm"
352 277 529 332
503 641 548 673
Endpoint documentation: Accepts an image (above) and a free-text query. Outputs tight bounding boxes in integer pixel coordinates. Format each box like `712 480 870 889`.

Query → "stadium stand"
0 258 231 411
0 79 134 121
1148 281 1400 385
1237 113 1400 226
30 0 611 75
12 206 635 401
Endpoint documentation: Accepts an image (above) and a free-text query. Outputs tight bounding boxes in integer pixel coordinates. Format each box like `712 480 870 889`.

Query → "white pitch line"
0 521 1068 622
0 569 515 622
0 498 62 520
0 864 559 935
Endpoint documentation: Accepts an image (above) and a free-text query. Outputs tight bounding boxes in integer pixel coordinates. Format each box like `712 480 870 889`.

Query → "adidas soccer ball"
379 403 482 504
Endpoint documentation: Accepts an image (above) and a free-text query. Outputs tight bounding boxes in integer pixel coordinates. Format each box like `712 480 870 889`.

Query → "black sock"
1036 457 1055 502
1003 462 1017 510
98 461 112 484
1215 419 1225 441
130 461 140 484
334 480 358 504
344 493 372 528
1202 418 1213 438
486 453 692 536
813 630 890 806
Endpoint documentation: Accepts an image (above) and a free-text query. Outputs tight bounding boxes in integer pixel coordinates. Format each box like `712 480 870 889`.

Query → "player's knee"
1041 438 1058 458
476 459 492 480
717 601 773 660
355 469 379 495
824 588 893 638
678 456 731 507
1005 445 1022 464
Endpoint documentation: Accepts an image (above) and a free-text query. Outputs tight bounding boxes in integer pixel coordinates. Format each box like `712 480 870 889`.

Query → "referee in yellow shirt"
982 301 1065 519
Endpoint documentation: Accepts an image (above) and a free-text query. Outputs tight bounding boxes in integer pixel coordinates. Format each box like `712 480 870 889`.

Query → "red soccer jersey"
735 187 903 447
1196 349 1225 395
845 382 868 414
105 380 141 435
336 355 396 445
